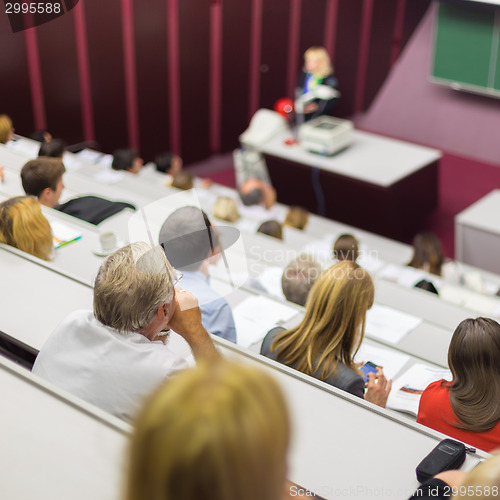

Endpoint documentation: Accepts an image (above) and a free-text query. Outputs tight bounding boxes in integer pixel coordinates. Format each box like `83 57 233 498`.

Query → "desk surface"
260 130 442 187
455 189 500 233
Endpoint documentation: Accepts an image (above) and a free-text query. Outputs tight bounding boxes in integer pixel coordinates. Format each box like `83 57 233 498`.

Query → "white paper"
300 237 335 267
93 169 126 185
365 304 422 344
76 148 104 163
354 343 410 380
49 220 82 248
62 152 83 172
378 263 432 288
386 363 451 416
232 295 298 348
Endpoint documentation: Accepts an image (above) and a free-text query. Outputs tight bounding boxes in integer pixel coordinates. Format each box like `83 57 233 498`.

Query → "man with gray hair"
32 242 216 421
159 206 237 343
281 254 322 306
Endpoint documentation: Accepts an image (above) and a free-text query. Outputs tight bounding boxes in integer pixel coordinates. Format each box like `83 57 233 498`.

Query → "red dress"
417 380 500 453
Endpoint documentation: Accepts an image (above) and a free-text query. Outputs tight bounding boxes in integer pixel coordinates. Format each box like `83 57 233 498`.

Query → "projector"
298 116 354 155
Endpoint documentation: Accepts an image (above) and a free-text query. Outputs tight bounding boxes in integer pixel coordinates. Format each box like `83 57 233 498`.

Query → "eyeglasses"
172 269 183 287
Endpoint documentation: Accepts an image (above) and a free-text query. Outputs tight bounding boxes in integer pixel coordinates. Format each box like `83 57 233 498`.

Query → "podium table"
261 131 441 240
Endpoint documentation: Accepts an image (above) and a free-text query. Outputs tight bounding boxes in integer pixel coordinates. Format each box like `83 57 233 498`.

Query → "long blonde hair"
125 359 290 500
271 260 374 380
0 196 53 260
453 454 500 499
0 114 13 144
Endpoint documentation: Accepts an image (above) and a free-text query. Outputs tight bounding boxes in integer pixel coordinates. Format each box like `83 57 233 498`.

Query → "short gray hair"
281 254 322 306
94 242 174 332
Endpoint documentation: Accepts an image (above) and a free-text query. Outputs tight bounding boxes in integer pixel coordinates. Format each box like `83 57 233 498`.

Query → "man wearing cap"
159 206 237 344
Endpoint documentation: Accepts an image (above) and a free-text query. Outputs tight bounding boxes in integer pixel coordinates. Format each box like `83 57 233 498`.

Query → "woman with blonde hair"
212 196 240 222
284 206 309 230
0 196 53 260
0 114 14 144
297 47 339 121
125 359 290 500
261 260 391 407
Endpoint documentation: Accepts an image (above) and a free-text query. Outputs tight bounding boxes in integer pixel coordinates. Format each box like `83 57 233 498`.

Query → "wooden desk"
261 131 441 239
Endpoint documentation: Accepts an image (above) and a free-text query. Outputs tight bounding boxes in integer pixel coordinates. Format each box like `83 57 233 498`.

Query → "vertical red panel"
178 0 210 163
299 0 327 55
121 0 140 150
221 0 252 151
287 0 301 98
132 0 169 162
354 0 373 113
391 0 407 66
248 0 263 118
85 0 127 153
259 0 290 109
167 0 181 156
24 28 47 132
73 1 95 142
209 0 223 154
324 0 339 63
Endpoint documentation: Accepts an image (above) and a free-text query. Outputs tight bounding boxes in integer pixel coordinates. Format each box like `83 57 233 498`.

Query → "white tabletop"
260 130 442 187
455 189 500 234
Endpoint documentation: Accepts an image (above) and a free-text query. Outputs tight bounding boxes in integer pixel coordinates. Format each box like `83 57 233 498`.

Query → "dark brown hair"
408 232 443 276
447 317 500 432
333 234 359 262
257 220 283 240
20 157 66 197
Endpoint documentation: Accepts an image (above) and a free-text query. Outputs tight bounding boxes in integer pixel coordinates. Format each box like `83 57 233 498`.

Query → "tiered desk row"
0 137 497 499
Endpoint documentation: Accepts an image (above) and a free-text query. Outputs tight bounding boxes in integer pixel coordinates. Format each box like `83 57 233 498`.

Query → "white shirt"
32 310 192 421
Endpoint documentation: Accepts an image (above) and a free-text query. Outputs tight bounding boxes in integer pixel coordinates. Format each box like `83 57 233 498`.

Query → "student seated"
32 242 217 421
284 206 309 230
0 114 14 144
281 254 322 306
21 157 135 224
333 233 359 262
159 207 237 343
38 138 67 158
171 171 194 190
0 196 53 260
125 360 290 500
257 220 283 240
408 232 443 275
261 261 392 408
239 178 276 209
154 151 183 176
112 148 143 174
417 317 500 452
212 196 240 223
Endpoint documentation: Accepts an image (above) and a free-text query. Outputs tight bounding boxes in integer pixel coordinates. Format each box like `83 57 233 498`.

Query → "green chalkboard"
432 2 500 94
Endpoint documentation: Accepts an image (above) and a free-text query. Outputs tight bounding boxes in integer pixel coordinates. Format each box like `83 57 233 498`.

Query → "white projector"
298 116 354 155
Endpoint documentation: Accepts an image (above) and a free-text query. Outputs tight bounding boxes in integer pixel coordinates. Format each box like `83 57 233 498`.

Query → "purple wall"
357 3 500 167
0 0 429 164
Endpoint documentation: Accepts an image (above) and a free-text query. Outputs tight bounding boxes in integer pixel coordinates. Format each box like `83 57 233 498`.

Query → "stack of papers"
365 304 422 344
232 295 298 348
386 363 452 416
50 220 82 249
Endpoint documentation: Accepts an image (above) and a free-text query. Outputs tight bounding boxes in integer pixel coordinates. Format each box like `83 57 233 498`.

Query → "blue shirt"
179 271 237 343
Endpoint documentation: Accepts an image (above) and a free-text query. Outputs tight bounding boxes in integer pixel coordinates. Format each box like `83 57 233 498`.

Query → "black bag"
416 439 467 483
56 196 135 225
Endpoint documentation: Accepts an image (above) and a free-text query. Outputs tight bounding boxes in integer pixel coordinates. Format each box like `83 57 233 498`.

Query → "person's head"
239 179 268 207
38 138 67 158
159 206 220 272
447 317 500 433
30 130 52 143
125 359 290 500
212 196 240 223
171 171 194 190
408 232 443 276
452 454 500 499
155 152 183 175
281 254 322 306
333 234 359 262
304 47 333 78
112 149 143 174
284 206 309 230
0 196 53 260
20 157 66 208
93 242 175 333
271 260 374 380
257 220 283 240
0 114 14 144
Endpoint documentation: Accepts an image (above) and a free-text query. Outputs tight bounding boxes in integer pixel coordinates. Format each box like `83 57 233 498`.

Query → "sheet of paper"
354 343 410 380
300 237 335 267
49 220 82 248
93 169 126 185
378 263 432 288
357 244 385 274
386 363 451 416
62 152 83 172
7 139 39 157
76 148 104 163
365 304 422 344
232 295 299 348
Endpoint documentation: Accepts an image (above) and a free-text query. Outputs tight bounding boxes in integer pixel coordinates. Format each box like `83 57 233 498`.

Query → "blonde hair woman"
261 260 391 407
212 196 240 222
284 206 309 230
0 196 53 260
125 359 290 500
0 114 14 144
297 47 338 120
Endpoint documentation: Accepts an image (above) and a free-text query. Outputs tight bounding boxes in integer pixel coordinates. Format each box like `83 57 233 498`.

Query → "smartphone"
360 361 379 383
